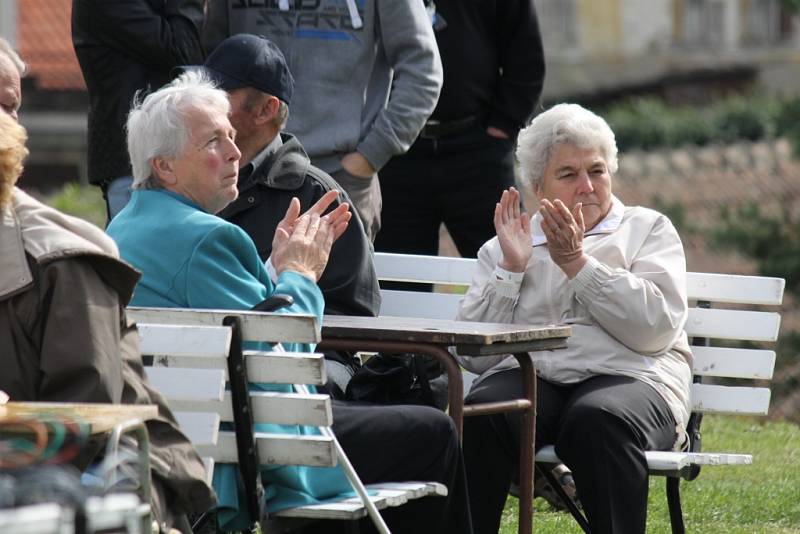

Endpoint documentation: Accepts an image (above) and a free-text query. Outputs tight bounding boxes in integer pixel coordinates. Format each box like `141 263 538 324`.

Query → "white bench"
373 251 785 534
128 307 446 533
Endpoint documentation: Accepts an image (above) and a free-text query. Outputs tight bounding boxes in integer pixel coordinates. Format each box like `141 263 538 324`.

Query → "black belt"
419 115 481 139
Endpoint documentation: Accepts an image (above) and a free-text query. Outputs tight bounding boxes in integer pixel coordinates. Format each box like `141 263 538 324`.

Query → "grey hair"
0 38 26 76
516 103 618 188
127 69 231 189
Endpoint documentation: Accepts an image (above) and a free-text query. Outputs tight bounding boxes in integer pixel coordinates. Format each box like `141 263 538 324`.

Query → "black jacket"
220 133 381 319
72 0 206 187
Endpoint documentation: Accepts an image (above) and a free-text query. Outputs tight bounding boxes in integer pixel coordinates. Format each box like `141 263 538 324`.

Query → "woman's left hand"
539 199 588 279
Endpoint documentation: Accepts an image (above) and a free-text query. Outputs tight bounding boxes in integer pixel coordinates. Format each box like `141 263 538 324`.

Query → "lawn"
501 416 800 533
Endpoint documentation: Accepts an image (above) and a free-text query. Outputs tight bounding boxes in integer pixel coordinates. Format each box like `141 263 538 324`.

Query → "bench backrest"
129 308 337 471
374 252 786 417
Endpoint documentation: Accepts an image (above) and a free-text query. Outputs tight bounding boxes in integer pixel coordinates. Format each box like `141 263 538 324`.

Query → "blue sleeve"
185 224 324 352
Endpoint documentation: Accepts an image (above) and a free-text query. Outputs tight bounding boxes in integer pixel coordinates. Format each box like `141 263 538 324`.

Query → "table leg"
510 352 537 534
318 339 465 434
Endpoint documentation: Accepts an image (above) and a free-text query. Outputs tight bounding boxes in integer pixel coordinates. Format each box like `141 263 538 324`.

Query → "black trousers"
302 401 473 534
463 370 677 534
375 125 515 259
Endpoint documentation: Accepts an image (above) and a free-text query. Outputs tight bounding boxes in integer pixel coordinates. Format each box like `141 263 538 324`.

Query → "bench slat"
272 482 448 520
690 383 771 415
374 252 474 286
168 392 332 427
137 323 231 358
685 308 781 341
201 432 337 467
380 290 460 320
144 367 225 401
687 272 785 305
129 307 320 344
244 351 328 385
536 445 753 472
173 412 220 446
692 346 776 379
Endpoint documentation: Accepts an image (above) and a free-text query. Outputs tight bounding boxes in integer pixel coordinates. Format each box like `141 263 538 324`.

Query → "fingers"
280 197 302 227
573 202 585 233
306 190 339 217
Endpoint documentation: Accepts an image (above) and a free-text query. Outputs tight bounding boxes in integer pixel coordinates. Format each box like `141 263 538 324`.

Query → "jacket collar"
0 188 139 301
531 195 625 247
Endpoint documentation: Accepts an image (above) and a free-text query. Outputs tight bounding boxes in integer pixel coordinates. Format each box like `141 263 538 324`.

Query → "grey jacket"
204 0 443 173
0 189 215 527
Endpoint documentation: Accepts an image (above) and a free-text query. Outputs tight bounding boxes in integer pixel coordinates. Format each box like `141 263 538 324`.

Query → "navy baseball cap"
202 34 294 104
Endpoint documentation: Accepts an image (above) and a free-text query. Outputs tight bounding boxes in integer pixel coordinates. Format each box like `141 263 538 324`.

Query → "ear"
151 156 177 185
533 181 543 201
254 95 281 126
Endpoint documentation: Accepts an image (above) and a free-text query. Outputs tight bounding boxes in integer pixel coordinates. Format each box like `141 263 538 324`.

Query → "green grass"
42 183 106 228
501 416 800 533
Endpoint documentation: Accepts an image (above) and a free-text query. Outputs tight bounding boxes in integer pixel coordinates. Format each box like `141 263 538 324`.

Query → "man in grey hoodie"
203 0 443 241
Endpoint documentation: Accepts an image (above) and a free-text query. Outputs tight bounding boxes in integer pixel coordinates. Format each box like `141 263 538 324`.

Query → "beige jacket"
457 196 692 446
0 188 215 526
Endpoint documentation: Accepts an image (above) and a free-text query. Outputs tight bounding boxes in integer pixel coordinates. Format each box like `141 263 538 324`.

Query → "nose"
576 170 594 194
226 136 241 162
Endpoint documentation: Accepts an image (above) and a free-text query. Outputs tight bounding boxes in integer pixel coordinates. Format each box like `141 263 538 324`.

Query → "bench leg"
666 477 685 534
537 465 590 533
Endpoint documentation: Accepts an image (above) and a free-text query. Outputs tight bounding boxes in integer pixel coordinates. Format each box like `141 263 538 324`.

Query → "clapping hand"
271 191 352 281
494 187 532 273
538 199 587 278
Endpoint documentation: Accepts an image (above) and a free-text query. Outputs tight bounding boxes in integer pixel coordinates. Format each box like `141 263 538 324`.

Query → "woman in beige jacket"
458 104 692 534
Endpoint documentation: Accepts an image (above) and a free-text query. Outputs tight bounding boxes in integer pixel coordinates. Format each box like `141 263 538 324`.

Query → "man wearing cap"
203 0 442 241
199 34 380 398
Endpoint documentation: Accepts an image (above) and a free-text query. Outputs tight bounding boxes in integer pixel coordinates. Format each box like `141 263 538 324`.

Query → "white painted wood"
84 494 147 532
380 289 461 319
690 383 771 415
144 367 225 401
201 457 215 486
687 272 785 305
244 351 327 385
374 253 787 307
0 503 71 534
686 307 781 341
536 446 753 473
691 346 776 379
273 482 448 520
374 252 473 286
168 392 332 427
173 412 220 446
128 306 320 344
137 323 231 358
205 432 337 467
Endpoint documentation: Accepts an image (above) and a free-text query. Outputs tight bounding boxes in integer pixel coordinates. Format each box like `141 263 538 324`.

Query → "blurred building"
538 0 800 106
1 0 800 191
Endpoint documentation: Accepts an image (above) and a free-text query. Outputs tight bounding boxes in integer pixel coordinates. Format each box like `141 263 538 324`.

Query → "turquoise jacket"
108 190 351 530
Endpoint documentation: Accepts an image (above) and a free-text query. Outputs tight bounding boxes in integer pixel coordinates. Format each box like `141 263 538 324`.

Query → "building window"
741 0 784 46
681 0 725 48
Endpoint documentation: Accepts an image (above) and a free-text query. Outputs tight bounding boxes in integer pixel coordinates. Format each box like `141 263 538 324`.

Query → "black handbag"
344 353 448 410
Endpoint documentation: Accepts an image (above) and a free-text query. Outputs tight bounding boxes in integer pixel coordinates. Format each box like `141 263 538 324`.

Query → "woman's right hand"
494 187 532 273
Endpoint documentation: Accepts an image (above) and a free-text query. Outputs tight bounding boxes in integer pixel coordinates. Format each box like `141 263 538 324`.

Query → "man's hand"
271 192 352 281
539 199 587 279
341 151 376 179
495 187 532 273
486 126 510 139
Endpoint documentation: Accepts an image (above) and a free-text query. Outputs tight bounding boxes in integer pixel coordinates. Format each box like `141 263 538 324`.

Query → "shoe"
510 463 581 512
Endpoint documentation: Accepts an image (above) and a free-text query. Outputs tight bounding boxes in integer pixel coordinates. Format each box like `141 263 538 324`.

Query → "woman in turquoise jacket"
109 70 473 534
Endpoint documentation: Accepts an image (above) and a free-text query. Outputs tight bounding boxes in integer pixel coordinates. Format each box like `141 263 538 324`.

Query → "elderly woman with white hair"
458 103 692 534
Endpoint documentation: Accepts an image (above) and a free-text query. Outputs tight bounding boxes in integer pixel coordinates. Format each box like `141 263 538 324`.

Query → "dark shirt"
429 0 545 137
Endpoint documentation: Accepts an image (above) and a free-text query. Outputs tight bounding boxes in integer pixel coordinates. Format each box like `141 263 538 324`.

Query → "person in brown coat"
0 111 214 533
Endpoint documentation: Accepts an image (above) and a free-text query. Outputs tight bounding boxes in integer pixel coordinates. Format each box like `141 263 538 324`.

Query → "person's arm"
568 214 689 355
184 224 324 322
487 0 546 137
73 0 206 69
354 0 443 172
34 258 124 403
